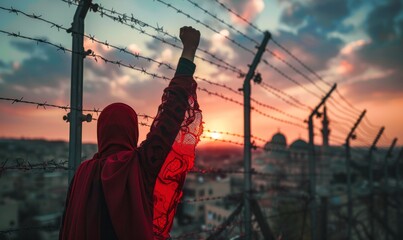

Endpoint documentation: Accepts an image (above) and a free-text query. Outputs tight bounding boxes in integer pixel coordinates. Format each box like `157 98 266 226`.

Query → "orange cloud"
228 0 265 26
337 60 353 74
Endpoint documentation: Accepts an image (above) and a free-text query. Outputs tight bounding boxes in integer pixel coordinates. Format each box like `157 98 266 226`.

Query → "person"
59 26 203 240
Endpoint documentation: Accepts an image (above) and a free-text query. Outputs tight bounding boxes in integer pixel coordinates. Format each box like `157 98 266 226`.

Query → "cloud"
0 36 165 110
1 40 70 88
275 0 403 103
357 0 403 70
0 59 9 69
279 0 353 33
221 0 265 26
342 0 403 100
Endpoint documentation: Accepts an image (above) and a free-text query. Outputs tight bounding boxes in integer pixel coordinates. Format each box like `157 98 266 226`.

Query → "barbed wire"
334 89 362 114
79 3 321 122
0 5 169 72
203 129 267 143
261 59 323 99
1 30 249 118
0 96 153 124
259 82 312 110
153 0 255 55
0 28 179 82
0 94 293 147
355 127 376 141
185 0 260 45
1 2 397 239
270 38 331 87
189 166 340 178
327 98 360 120
210 0 333 91
265 48 328 94
91 2 246 77
326 107 357 127
363 115 382 130
195 77 308 123
198 88 307 128
200 135 247 148
0 158 69 174
3 3 231 97
180 192 242 204
331 123 352 135
1 157 345 180
210 0 365 119
1 6 318 128
251 96 306 122
211 0 262 33
0 6 248 106
0 96 285 146
60 0 245 76
381 130 393 143
377 133 394 147
253 107 306 129
354 137 374 148
329 134 348 143
358 123 381 140
0 225 58 235
327 100 360 122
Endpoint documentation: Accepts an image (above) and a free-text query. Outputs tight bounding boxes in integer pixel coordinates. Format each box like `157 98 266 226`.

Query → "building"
181 175 231 223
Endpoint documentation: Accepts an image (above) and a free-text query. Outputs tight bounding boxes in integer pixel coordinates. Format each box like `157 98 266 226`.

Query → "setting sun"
210 132 222 140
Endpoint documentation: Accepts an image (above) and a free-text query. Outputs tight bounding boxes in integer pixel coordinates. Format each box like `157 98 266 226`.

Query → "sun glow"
210 132 221 140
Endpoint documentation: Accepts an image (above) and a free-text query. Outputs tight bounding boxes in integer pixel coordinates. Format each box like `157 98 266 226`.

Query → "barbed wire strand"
197 88 307 129
265 48 328 94
259 82 312 110
211 0 262 33
0 5 319 125
59 0 246 77
184 0 259 45
210 0 365 118
261 60 323 99
0 96 294 146
1 158 347 179
153 0 256 55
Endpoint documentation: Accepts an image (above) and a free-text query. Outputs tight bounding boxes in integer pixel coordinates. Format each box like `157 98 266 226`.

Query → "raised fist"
180 26 200 51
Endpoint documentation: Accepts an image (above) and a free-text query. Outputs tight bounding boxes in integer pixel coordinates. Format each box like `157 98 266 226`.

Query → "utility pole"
345 110 366 240
367 127 384 240
67 0 92 182
243 31 271 240
383 138 397 240
396 148 403 240
308 84 336 240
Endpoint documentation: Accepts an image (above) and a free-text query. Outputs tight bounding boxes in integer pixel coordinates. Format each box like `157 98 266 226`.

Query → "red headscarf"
60 76 202 240
96 103 139 157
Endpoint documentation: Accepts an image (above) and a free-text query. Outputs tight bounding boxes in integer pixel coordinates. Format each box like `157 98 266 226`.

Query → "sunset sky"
0 0 402 149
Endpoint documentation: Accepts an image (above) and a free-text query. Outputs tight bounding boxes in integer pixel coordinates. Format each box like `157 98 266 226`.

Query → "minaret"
321 105 330 147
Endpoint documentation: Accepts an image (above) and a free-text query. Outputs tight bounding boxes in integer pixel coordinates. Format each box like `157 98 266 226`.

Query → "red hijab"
96 103 139 157
60 103 156 240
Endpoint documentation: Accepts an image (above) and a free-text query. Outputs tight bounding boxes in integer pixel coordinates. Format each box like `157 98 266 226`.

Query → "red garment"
59 76 202 240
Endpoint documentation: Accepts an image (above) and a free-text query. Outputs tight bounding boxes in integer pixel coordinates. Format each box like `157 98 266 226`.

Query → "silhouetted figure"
59 26 203 240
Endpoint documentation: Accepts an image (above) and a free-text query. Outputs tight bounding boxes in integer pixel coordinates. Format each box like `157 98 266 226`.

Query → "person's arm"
138 26 200 178
179 26 200 63
175 26 199 77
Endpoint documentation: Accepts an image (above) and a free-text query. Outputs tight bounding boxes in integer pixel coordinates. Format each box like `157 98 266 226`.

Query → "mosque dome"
264 132 287 151
271 132 287 147
290 139 309 150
